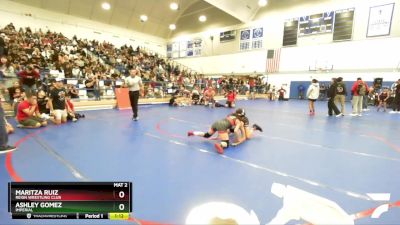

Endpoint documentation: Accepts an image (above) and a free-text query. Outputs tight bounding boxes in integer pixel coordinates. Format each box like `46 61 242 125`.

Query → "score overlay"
8 182 132 220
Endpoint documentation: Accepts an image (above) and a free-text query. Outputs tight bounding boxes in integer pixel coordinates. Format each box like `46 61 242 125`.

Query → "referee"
125 68 143 121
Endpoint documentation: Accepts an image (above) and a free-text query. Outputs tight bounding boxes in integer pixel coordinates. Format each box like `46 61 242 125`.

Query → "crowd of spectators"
0 23 273 103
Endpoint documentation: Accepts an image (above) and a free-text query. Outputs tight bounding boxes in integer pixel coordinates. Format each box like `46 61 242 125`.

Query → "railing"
0 77 271 102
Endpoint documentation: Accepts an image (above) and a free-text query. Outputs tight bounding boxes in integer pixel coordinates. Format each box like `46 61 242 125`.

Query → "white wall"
175 50 268 74
173 0 400 74
176 37 400 74
280 37 400 72
0 0 166 55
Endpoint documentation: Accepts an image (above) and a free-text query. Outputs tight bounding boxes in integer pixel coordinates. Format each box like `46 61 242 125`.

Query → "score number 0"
116 190 127 211
119 191 125 211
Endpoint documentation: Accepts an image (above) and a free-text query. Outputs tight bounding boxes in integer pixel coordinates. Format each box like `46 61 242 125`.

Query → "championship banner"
367 3 395 37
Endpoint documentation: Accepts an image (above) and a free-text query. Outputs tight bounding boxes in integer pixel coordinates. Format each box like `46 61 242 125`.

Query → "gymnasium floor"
1 99 400 225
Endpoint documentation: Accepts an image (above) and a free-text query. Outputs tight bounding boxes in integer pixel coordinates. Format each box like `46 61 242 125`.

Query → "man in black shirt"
49 78 67 124
390 79 400 113
37 90 50 115
334 77 347 115
327 78 342 117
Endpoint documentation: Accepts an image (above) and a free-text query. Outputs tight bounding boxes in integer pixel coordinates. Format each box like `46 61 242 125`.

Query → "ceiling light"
169 24 176 30
199 15 207 22
140 15 148 22
101 2 111 10
258 0 267 7
170 2 179 10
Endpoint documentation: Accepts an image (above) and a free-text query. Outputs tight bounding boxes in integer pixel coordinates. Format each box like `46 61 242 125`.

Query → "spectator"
84 75 99 99
12 89 25 116
0 33 5 57
6 81 23 103
71 63 82 78
225 89 237 108
277 87 286 101
66 94 84 122
0 102 16 153
191 86 200 105
37 89 50 118
203 86 216 107
361 80 370 111
350 78 367 116
377 87 390 112
389 79 400 114
16 95 47 128
0 57 16 78
298 84 305 99
17 65 40 95
49 78 67 124
267 85 275 101
319 83 326 100
249 78 256 100
334 77 347 115
327 78 342 117
0 56 7 78
67 84 79 98
306 79 320 116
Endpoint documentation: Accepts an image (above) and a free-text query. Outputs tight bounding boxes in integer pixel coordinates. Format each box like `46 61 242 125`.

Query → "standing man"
0 33 6 57
298 84 305 99
277 86 286 101
327 78 342 117
334 77 347 115
362 80 370 111
18 65 40 96
0 82 16 153
0 101 16 153
350 78 367 117
125 68 143 121
389 79 400 114
49 78 68 125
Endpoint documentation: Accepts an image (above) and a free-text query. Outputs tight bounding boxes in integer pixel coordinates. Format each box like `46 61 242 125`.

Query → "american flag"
266 49 281 73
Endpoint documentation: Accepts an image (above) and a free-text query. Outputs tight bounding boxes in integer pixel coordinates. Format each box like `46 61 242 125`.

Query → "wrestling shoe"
336 113 343 117
214 143 224 154
252 124 263 132
0 145 17 154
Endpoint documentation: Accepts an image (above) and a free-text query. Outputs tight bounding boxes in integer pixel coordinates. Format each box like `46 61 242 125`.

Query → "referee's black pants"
129 91 140 118
328 97 340 115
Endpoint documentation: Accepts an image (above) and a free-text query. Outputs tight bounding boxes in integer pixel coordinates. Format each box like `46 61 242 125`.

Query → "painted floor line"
243 104 400 131
7 129 162 225
259 134 400 162
31 134 89 181
144 132 374 202
169 117 400 162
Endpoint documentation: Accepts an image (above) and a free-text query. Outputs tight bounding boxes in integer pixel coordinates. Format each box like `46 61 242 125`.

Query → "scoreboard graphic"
8 182 132 220
299 11 335 36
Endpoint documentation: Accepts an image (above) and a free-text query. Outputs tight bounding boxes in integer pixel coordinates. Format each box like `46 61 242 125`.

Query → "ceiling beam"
202 0 260 23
